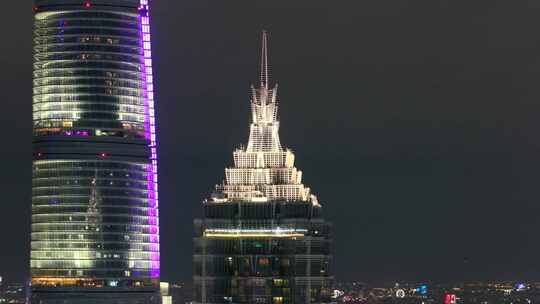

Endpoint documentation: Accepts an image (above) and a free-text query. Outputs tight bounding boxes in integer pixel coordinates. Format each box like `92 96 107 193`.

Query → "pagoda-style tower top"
247 31 282 152
260 30 269 89
210 32 319 205
195 32 332 304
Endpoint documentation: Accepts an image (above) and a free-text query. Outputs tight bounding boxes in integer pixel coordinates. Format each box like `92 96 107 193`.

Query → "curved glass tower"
30 0 159 302
193 32 333 304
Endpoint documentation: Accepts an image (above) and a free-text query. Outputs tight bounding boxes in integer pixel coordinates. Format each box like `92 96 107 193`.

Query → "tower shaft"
30 1 160 302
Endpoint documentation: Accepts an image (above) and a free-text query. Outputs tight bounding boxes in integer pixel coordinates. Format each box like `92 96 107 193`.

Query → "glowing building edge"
140 0 160 279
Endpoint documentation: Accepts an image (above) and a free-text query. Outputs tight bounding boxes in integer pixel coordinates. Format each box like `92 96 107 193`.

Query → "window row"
32 197 154 208
34 104 145 115
35 61 142 72
32 223 158 234
33 177 147 187
31 241 159 252
31 250 159 260
33 160 147 171
36 19 139 29
34 78 142 89
35 35 139 46
35 52 141 63
36 11 139 22
32 207 157 218
32 215 158 226
34 86 143 97
33 112 145 124
32 188 147 197
34 68 142 80
31 232 159 243
35 44 140 55
35 28 139 38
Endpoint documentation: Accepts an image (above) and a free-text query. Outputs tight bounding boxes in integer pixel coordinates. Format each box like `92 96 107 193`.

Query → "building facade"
194 32 334 304
31 0 159 302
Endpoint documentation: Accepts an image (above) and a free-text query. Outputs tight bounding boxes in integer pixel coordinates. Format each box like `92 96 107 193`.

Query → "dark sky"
2 0 540 284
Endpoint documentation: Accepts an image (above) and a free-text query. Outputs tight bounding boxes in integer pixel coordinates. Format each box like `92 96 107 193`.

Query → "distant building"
30 0 160 302
193 32 334 304
161 282 173 304
0 283 26 304
169 282 193 304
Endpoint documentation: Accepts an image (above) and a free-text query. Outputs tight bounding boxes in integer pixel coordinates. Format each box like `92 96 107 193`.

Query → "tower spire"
260 30 269 89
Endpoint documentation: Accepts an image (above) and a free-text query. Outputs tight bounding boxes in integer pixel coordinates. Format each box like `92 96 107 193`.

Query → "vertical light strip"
139 0 160 278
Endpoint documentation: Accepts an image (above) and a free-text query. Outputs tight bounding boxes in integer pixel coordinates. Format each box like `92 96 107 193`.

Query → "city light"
203 228 307 238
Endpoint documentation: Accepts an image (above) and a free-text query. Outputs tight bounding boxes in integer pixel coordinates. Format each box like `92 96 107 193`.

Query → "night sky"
2 0 540 284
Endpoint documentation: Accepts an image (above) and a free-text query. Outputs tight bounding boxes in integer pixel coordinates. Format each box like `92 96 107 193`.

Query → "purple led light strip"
139 0 160 278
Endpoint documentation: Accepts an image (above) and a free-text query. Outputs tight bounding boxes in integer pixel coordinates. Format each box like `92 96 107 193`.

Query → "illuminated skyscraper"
194 32 334 304
30 0 159 302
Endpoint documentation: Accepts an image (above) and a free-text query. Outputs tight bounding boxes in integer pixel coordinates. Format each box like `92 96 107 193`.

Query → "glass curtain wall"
30 2 159 302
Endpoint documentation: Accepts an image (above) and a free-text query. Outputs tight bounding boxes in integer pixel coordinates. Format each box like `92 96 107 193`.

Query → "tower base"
30 291 162 304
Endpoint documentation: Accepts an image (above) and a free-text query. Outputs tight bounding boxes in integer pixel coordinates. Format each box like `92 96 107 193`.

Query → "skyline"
1 0 540 285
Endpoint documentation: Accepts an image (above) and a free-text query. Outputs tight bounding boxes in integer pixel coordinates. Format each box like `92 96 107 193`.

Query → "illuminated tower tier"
30 0 159 303
194 32 334 304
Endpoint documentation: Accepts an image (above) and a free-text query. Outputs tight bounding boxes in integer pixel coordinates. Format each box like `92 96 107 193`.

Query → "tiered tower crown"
195 33 332 304
247 31 281 152
210 31 319 205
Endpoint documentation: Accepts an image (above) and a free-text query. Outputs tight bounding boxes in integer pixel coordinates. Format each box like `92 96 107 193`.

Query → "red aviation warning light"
84 1 92 8
444 293 457 304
